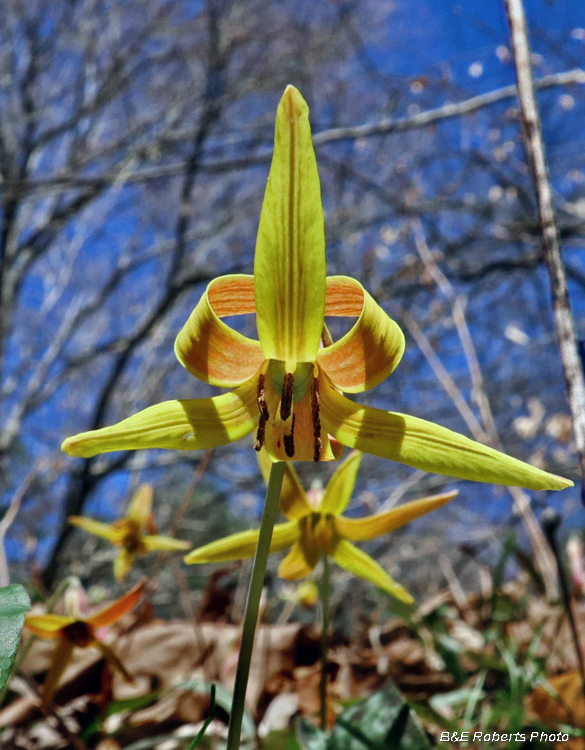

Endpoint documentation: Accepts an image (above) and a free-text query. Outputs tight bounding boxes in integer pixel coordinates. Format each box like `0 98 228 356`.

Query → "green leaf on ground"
0 584 30 692
293 718 328 750
328 681 432 750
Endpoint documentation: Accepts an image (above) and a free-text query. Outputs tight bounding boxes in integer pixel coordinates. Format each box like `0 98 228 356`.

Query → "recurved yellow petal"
254 85 326 363
320 450 362 515
257 449 312 520
278 541 315 580
25 614 75 639
185 521 298 564
68 516 124 544
175 275 264 387
320 381 573 491
61 381 258 458
126 484 154 528
113 549 135 583
143 535 191 552
86 578 145 628
333 540 413 603
41 637 75 707
335 490 458 541
318 277 405 392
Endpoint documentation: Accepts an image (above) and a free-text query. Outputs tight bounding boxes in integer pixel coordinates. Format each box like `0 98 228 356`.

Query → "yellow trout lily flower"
24 579 144 706
69 484 191 582
61 86 572 492
185 451 458 603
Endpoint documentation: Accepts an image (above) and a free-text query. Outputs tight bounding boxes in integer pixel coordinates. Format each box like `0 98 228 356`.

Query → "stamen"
311 377 322 462
279 372 295 421
254 413 267 452
256 374 269 419
283 415 296 458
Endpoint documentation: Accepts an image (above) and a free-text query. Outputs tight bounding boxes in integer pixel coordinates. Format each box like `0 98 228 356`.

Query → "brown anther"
254 413 267 452
256 374 269 420
311 377 322 462
279 372 295 421
283 415 296 458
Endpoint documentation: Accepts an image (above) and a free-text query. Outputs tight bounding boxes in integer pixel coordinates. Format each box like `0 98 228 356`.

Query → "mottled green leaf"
293 717 328 750
328 681 432 750
0 584 30 692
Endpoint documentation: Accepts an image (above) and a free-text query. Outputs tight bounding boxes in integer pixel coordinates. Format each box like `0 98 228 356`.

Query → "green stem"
319 555 331 731
226 460 286 750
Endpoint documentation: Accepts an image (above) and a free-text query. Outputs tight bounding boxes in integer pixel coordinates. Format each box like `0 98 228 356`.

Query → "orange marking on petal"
207 274 256 315
324 277 364 316
175 275 264 387
320 277 405 393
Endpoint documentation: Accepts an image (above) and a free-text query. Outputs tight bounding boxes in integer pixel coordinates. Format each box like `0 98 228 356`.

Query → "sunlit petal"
257 449 312 520
61 380 259 458
86 579 145 628
255 86 326 363
321 380 573 491
319 277 405 392
336 490 458 541
175 275 265 387
68 516 124 544
113 549 135 583
184 521 298 564
126 484 154 528
41 637 75 707
25 614 75 639
320 450 362 514
278 541 315 580
333 540 413 603
143 535 192 552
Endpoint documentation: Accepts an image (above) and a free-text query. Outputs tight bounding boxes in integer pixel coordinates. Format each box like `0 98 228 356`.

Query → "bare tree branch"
504 0 585 490
410 220 558 597
2 69 583 199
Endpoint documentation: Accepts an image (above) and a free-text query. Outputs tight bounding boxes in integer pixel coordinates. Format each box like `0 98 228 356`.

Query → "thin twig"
3 70 584 199
0 469 37 587
401 310 487 441
168 557 213 682
168 450 214 538
412 221 498 445
149 450 213 583
319 556 331 731
378 468 427 513
411 220 558 598
504 0 585 489
541 509 585 698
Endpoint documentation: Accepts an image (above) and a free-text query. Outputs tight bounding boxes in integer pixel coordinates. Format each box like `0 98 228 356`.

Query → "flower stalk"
226 460 286 750
319 555 331 730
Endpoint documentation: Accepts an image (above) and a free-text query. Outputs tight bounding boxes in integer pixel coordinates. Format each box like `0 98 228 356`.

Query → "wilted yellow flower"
69 484 190 581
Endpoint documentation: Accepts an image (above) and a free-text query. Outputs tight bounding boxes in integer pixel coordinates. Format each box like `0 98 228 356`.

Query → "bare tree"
0 0 582 595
